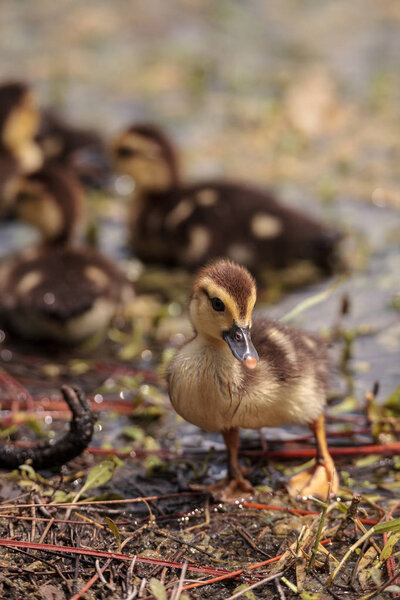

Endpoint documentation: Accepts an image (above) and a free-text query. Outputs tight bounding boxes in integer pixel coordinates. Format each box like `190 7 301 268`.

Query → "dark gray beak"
223 323 259 368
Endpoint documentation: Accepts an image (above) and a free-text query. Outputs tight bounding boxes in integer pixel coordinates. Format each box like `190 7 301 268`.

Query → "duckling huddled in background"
0 165 133 343
0 81 43 215
36 109 111 189
112 124 342 274
168 259 338 500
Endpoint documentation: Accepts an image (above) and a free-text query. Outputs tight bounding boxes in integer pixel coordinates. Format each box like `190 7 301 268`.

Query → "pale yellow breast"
168 339 327 433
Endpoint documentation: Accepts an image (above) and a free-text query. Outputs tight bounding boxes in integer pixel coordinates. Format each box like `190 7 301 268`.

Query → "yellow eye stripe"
198 276 255 326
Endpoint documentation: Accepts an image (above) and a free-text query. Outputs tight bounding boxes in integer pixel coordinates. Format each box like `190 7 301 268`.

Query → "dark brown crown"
195 259 256 319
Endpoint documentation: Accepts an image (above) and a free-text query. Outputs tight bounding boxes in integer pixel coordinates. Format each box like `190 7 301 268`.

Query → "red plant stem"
0 369 34 412
383 531 398 596
241 442 400 459
0 539 243 577
180 539 333 592
70 558 111 600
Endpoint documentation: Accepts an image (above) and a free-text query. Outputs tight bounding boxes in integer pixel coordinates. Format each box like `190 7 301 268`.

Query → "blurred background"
1 0 399 394
1 0 400 196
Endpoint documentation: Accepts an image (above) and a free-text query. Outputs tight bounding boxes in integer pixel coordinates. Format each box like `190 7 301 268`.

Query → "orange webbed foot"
287 459 339 500
190 475 254 502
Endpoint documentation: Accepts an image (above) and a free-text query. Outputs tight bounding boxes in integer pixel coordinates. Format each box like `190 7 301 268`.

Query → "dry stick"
242 502 378 526
356 572 400 600
225 572 284 600
38 517 55 544
328 528 374 585
0 491 202 511
70 558 112 600
95 558 116 592
171 561 188 600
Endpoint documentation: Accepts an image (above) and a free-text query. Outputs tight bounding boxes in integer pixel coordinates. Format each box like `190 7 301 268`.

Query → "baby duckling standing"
168 259 338 500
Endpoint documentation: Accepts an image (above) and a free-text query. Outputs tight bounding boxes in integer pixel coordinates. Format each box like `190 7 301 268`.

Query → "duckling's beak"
223 324 259 369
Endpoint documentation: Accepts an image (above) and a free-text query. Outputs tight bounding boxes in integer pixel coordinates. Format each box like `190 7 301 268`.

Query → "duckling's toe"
190 475 254 502
286 460 339 501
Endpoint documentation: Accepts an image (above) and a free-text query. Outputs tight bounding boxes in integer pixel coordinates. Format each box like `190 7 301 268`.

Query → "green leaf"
105 517 122 553
123 426 145 442
232 584 257 599
149 578 167 600
80 460 116 496
374 518 400 533
379 530 400 561
385 385 400 413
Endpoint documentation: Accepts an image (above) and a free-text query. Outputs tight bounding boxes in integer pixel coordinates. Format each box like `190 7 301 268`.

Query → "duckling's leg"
190 428 253 501
286 414 338 500
221 428 253 498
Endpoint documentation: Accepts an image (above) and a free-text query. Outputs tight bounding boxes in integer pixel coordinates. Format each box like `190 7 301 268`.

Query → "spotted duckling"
112 124 341 274
168 259 339 500
0 166 133 343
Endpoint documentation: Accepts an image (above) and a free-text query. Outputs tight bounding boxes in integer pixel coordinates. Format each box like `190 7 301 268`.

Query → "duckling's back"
134 180 341 273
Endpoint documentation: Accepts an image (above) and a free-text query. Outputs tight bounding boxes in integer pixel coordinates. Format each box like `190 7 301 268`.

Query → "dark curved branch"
0 385 96 470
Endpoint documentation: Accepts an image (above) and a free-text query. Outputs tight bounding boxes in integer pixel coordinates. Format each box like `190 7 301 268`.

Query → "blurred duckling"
36 109 111 189
0 166 133 343
0 81 43 216
0 81 42 174
111 124 341 274
14 164 86 245
168 259 338 500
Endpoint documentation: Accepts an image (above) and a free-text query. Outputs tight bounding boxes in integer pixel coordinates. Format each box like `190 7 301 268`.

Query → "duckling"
168 259 339 500
0 81 42 174
0 166 133 343
36 109 111 189
111 124 341 274
13 164 86 245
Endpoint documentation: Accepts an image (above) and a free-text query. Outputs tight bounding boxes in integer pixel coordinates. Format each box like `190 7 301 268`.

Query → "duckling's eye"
116 146 136 158
211 297 225 312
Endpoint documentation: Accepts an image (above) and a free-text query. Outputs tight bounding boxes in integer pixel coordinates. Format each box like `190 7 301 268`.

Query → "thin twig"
225 572 284 600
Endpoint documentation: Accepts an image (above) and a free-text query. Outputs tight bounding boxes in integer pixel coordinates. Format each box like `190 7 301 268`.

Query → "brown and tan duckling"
36 109 111 189
0 166 133 343
111 124 342 274
168 259 339 500
0 81 42 174
14 164 86 244
0 81 43 216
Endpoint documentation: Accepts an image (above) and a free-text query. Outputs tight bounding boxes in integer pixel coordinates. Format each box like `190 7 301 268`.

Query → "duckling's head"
190 259 259 369
14 165 85 244
0 81 42 172
111 124 179 192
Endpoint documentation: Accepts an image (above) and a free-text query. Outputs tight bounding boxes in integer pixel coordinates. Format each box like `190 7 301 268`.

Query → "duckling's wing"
250 317 330 387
